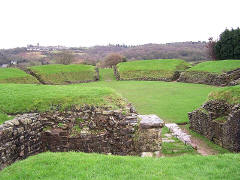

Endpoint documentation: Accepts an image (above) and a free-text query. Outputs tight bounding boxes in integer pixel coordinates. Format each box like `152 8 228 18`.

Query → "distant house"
10 60 17 65
1 64 9 68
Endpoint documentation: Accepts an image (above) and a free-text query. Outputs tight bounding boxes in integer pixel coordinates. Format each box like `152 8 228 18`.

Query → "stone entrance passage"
136 115 164 157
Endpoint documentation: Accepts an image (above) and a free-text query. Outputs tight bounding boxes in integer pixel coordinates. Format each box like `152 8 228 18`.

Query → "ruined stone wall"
0 105 139 170
178 68 240 86
189 100 240 152
0 114 43 170
40 106 139 155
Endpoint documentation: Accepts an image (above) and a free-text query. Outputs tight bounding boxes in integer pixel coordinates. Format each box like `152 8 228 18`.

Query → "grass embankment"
1 152 239 180
0 84 126 116
0 68 39 84
208 85 240 104
117 59 190 80
29 64 97 84
188 60 240 74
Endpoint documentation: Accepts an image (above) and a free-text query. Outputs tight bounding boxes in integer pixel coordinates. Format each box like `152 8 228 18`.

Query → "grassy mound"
0 68 39 84
208 85 240 105
0 84 126 116
29 64 98 84
188 60 240 74
99 68 116 81
0 152 239 179
117 59 190 81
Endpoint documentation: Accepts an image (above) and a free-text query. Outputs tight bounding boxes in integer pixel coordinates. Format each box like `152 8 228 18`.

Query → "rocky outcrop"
189 100 240 152
178 68 240 86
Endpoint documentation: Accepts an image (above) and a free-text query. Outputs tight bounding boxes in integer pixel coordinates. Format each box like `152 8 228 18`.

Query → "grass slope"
29 64 97 84
188 60 240 74
1 152 239 180
208 85 240 104
0 68 39 84
0 84 126 115
117 59 190 80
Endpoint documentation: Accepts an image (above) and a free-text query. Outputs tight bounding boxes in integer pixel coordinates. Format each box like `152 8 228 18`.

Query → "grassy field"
73 79 219 124
99 68 116 81
29 64 97 84
1 152 239 180
0 112 12 124
188 60 240 74
0 84 126 115
117 59 190 80
0 68 39 84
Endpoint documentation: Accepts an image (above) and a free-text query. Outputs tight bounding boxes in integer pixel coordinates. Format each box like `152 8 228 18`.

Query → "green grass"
99 68 116 81
0 68 39 84
74 79 219 123
208 85 240 104
188 60 240 74
0 112 13 124
0 84 126 116
29 64 97 84
117 59 190 80
1 152 240 180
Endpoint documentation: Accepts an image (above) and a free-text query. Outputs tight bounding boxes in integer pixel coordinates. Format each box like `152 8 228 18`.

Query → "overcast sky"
0 0 239 48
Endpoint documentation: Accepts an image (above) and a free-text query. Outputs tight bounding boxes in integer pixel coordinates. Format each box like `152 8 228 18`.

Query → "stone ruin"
178 68 240 86
0 106 164 170
189 100 240 152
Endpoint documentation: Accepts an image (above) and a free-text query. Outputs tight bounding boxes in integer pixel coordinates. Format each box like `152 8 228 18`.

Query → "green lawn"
117 59 190 80
99 68 116 81
0 84 126 115
0 68 39 84
188 60 240 74
29 64 97 84
1 152 239 180
72 80 219 123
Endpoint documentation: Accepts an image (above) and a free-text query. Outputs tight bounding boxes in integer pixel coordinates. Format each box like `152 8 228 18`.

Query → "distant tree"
214 28 240 60
206 37 216 60
55 51 74 65
100 53 126 68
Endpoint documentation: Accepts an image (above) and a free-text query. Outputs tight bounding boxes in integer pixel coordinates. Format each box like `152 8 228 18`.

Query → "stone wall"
189 100 240 152
178 68 240 86
0 105 156 170
40 106 139 155
0 114 43 170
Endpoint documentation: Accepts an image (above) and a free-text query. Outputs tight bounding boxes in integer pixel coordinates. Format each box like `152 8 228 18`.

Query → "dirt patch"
180 125 218 156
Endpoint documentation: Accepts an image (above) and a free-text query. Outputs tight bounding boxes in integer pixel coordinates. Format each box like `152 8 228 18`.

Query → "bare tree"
55 51 75 65
100 53 126 68
206 37 216 60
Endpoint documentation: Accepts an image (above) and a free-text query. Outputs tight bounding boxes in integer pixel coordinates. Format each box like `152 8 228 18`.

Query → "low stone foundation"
178 68 240 86
0 106 164 170
189 100 240 152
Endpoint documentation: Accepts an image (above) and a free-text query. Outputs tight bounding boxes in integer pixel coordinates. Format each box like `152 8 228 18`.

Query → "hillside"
0 42 208 66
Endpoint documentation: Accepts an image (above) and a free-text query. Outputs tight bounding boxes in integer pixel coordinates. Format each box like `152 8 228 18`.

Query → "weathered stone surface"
0 106 164 170
189 100 240 152
138 115 164 129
